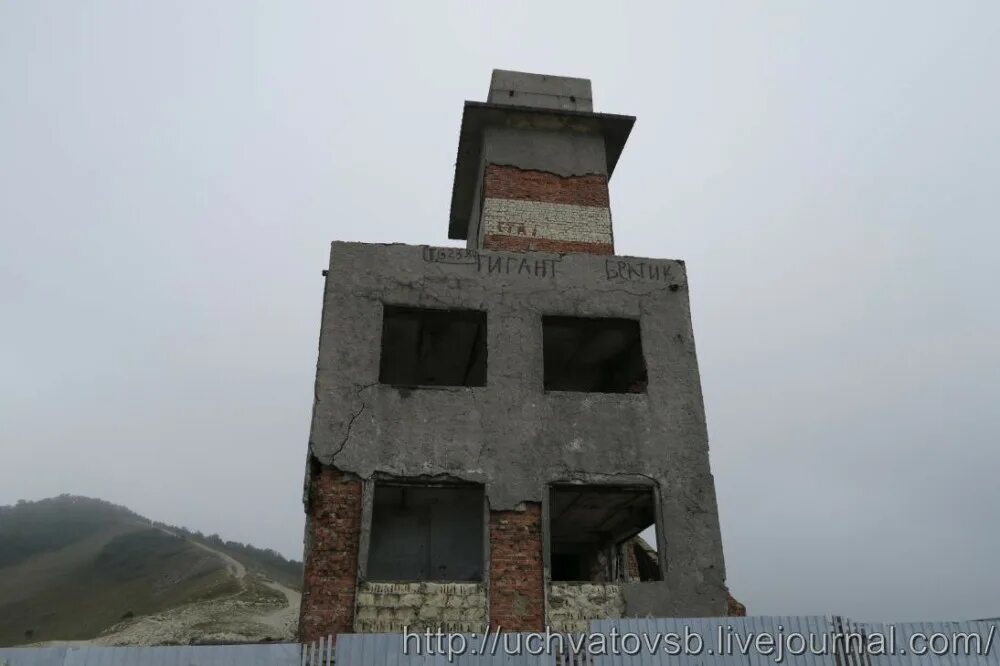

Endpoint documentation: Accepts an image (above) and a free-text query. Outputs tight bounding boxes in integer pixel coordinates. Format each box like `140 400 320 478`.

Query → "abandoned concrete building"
298 70 731 640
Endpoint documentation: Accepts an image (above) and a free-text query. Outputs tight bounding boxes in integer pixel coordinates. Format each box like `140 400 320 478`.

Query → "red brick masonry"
488 504 545 631
727 593 747 617
484 164 610 207
482 235 614 255
299 463 363 641
481 164 614 255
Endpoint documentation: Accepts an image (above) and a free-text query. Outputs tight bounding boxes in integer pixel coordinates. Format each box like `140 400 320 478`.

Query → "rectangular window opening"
367 483 484 582
542 316 647 393
379 305 487 387
549 484 661 582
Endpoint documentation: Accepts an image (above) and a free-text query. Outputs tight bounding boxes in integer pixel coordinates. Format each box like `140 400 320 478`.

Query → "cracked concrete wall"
483 127 608 178
309 241 727 616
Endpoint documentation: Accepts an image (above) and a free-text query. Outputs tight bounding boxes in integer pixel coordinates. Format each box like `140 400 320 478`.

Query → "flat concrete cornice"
328 240 685 269
448 101 636 240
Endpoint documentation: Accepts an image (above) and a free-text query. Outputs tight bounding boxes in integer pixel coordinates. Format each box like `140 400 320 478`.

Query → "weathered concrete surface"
488 69 593 112
620 581 681 618
483 127 608 177
309 241 727 616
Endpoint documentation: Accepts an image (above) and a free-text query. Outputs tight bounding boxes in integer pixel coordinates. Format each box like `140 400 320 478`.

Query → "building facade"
299 70 729 640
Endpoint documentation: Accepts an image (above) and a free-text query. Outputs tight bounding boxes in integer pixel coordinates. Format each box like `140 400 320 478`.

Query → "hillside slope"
0 496 302 647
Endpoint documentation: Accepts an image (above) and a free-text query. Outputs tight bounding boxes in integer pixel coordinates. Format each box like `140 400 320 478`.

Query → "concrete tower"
299 70 729 640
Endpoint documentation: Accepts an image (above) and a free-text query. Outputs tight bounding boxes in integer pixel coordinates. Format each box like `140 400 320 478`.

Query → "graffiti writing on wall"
421 246 479 265
422 246 560 279
477 254 558 278
605 259 676 285
419 248 679 286
493 221 538 237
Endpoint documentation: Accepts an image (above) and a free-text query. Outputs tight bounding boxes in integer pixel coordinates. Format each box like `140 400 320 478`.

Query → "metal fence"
588 616 846 666
301 635 335 666
0 647 67 666
327 632 553 665
3 618 998 666
585 617 1000 666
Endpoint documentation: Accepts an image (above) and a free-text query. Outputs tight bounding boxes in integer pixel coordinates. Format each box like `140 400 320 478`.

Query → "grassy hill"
0 495 302 646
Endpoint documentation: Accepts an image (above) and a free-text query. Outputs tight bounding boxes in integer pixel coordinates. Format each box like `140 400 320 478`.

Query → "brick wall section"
483 164 610 207
299 463 363 641
480 164 614 256
480 198 612 244
482 235 614 255
727 592 747 617
488 504 545 631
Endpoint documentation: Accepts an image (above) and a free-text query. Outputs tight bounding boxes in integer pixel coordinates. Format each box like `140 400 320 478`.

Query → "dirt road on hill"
35 531 301 646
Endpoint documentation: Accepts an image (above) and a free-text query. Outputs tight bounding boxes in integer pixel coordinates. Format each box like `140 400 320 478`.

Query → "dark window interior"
542 316 647 393
379 306 487 387
367 484 484 581
549 484 660 582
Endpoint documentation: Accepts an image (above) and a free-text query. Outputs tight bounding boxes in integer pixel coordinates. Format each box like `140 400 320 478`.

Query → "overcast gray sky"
2 1 998 623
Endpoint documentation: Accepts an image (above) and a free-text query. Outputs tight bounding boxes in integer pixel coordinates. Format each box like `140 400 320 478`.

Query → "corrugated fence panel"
301 636 335 666
589 616 845 666
4 619 998 665
586 618 1000 666
857 621 1000 666
0 647 68 666
333 632 554 665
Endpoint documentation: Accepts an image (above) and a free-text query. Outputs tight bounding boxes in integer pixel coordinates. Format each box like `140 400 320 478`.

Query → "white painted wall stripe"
481 197 612 245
